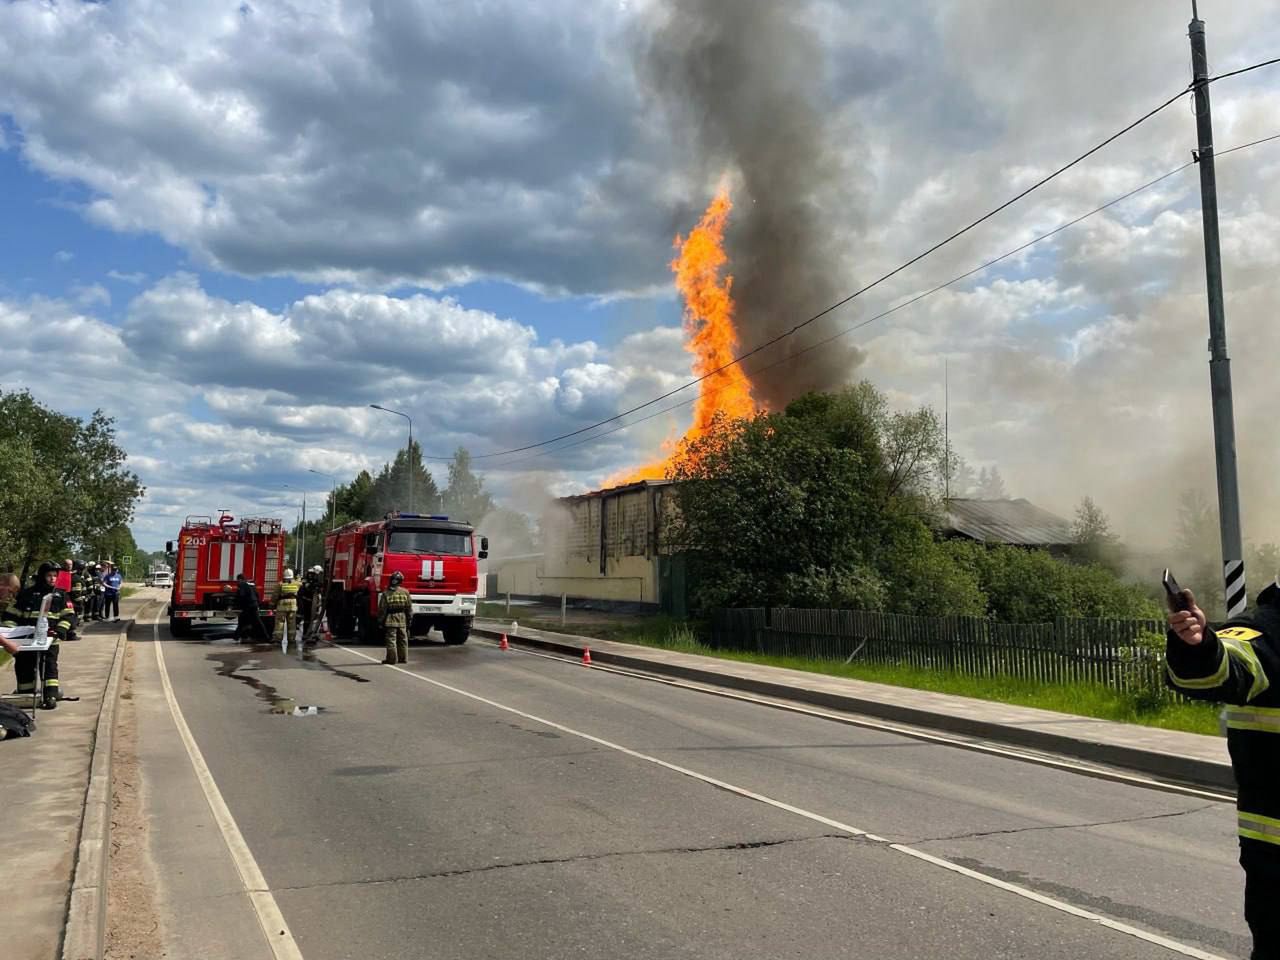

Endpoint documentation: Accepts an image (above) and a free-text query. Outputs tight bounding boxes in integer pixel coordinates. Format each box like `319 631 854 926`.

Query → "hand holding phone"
1163 568 1191 613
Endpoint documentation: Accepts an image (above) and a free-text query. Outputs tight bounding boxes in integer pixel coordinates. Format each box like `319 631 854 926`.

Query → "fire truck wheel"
442 621 470 645
169 616 192 638
356 610 380 646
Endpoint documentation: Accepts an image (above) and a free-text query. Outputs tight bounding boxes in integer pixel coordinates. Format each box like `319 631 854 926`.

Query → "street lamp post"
369 404 414 512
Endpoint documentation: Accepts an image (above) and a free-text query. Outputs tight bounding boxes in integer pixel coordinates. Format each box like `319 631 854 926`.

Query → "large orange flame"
612 188 757 484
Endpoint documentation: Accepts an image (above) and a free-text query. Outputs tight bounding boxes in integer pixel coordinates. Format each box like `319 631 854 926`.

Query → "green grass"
120 586 139 599
479 610 1222 738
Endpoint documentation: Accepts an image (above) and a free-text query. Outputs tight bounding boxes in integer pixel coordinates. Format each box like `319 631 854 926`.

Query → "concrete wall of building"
488 482 675 606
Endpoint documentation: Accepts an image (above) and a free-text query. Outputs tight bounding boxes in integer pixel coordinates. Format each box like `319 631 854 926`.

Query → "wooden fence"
708 607 1171 697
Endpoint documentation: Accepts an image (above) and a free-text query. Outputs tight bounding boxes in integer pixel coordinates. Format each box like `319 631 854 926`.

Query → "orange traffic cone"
582 646 592 667
499 633 510 651
321 616 332 644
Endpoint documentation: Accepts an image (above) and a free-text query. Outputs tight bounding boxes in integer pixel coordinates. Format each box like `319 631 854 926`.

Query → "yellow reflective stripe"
1224 705 1280 733
1167 645 1230 689
1239 812 1280 846
1222 637 1270 702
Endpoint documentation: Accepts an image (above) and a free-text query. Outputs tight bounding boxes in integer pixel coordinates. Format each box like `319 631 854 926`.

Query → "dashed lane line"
337 640 1229 960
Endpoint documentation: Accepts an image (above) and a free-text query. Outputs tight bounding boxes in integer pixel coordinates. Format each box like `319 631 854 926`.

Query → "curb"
473 625 1235 792
61 613 140 960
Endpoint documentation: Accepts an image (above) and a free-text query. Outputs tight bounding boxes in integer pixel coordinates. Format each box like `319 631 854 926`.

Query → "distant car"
150 571 173 590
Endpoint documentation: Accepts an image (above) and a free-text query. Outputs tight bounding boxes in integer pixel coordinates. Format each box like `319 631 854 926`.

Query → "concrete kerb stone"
60 610 144 960
472 624 1235 793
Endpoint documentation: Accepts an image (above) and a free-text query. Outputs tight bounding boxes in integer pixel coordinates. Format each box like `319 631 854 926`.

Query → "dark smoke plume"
641 0 864 409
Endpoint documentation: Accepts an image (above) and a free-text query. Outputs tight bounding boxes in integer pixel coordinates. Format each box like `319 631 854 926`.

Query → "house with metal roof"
941 498 1075 552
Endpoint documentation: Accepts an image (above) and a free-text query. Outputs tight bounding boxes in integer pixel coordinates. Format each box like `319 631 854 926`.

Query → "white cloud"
107 270 148 284
53 250 74 263
0 278 695 549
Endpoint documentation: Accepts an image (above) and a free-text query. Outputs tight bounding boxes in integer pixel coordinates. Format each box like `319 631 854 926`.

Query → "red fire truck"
165 513 287 637
324 512 487 645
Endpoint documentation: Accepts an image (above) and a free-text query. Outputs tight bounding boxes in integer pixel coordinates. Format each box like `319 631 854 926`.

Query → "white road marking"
479 636 1235 803
152 616 305 960
338 641 1229 960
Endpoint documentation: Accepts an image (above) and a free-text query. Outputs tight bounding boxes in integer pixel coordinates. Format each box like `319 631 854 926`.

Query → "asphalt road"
121 605 1252 960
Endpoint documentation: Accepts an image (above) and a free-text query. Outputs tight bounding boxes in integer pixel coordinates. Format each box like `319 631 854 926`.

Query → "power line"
429 55 1280 463
425 85 1191 462
488 128 1279 472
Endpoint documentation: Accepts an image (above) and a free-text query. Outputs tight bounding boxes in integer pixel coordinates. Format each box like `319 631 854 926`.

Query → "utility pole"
1189 2 1247 616
944 359 950 502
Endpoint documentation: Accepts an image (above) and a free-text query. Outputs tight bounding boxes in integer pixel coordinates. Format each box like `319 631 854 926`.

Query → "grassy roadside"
480 611 1222 738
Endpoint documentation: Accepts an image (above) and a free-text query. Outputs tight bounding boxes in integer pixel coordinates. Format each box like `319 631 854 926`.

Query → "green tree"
84 524 141 578
0 388 144 577
442 447 493 524
948 541 1159 622
369 440 441 518
1072 496 1121 570
671 384 979 614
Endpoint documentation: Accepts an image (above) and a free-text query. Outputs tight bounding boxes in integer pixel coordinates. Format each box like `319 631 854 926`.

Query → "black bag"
0 700 36 739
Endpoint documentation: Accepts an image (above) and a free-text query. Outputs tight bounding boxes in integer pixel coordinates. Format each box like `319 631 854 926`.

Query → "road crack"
273 833 856 892
905 802 1219 844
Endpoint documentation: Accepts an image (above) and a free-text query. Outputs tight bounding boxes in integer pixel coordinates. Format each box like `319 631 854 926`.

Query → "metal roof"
560 478 674 502
943 498 1074 547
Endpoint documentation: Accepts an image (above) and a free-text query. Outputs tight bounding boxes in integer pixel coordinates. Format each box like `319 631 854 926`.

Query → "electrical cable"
422 85 1194 462
486 128 1280 471
418 55 1279 464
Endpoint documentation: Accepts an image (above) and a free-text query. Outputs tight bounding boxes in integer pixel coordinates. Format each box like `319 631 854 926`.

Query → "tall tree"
1072 496 1120 569
369 440 441 517
0 389 144 576
442 447 493 524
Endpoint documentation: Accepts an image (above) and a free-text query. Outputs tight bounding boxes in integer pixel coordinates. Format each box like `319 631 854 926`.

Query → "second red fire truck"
166 513 287 637
324 512 487 645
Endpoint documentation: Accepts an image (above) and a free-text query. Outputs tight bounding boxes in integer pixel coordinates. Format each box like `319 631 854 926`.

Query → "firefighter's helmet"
37 560 60 582
283 568 295 582
389 571 404 587
310 565 323 575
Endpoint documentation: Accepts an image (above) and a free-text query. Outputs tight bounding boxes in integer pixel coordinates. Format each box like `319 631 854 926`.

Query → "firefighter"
1167 580 1280 959
273 568 300 646
4 561 74 709
69 560 88 621
228 574 267 642
378 571 412 665
297 565 322 645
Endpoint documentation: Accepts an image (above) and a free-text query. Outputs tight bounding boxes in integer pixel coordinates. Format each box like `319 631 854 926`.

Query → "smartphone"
1163 568 1190 612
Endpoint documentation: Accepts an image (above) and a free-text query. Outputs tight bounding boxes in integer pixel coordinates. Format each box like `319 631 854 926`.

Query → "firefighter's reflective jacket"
1167 583 1280 846
2 585 74 643
274 579 300 612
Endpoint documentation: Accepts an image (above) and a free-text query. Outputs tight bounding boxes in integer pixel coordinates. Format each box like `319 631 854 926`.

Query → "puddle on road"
207 645 352 716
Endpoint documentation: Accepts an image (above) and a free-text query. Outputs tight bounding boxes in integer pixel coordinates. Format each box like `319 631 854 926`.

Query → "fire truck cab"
165 514 286 638
325 512 487 645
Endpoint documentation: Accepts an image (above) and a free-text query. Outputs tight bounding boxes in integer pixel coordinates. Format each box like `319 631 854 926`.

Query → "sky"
1 0 1279 556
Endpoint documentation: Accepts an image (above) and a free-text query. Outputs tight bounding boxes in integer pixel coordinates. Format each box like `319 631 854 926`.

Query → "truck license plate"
413 604 442 615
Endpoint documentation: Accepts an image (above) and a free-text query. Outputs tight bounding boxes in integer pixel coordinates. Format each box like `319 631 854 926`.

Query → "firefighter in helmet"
3 561 75 708
297 565 323 646
273 568 300 647
378 571 412 665
1167 579 1280 957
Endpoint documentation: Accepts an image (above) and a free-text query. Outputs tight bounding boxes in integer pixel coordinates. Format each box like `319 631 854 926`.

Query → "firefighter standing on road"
298 565 322 646
1167 580 1280 959
3 561 74 709
378 571 412 665
273 568 300 646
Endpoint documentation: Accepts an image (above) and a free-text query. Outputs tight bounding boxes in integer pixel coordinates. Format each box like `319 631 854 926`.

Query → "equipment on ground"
165 513 286 638
324 512 488 646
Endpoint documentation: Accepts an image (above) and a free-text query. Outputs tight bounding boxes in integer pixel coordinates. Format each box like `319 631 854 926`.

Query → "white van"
149 571 174 590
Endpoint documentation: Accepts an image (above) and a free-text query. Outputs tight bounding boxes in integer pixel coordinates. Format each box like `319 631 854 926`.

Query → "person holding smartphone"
1166 574 1280 959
